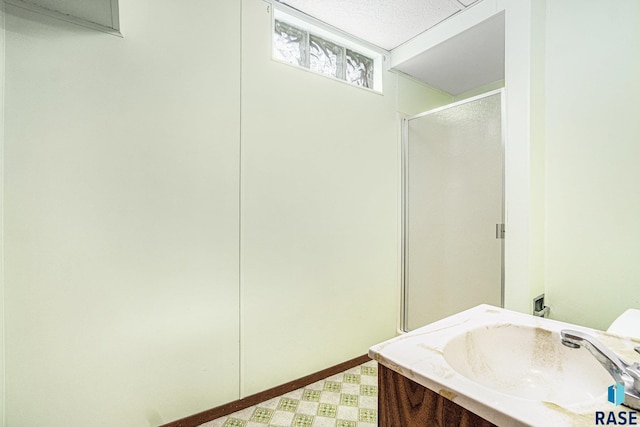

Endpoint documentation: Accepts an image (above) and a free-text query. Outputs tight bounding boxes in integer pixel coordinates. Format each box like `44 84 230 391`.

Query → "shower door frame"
400 88 506 332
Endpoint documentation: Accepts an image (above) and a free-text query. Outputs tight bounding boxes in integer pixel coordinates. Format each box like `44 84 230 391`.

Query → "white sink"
369 305 640 426
442 324 612 405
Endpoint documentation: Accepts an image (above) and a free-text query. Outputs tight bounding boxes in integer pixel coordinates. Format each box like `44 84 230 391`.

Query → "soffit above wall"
393 12 505 95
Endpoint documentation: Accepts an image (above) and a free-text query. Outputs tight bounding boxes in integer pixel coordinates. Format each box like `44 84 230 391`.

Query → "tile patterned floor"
199 361 378 427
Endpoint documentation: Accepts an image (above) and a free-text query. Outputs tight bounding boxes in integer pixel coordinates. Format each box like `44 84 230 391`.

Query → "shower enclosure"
402 90 505 331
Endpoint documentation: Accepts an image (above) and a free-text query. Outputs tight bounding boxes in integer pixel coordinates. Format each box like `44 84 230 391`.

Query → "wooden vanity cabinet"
378 365 497 427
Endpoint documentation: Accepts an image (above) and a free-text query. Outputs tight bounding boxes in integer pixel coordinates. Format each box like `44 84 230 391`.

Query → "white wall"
544 0 640 330
529 0 546 307
4 1 241 425
2 0 454 425
397 74 452 116
0 1 5 424
502 0 535 314
240 0 400 395
453 80 504 102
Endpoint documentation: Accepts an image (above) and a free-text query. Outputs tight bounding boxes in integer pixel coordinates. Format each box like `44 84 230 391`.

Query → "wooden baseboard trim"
160 354 372 427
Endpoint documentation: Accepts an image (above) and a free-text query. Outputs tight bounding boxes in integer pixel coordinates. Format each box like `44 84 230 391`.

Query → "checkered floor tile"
199 361 378 427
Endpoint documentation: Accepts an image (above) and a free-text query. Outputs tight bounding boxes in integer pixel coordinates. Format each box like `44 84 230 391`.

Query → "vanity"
369 305 640 426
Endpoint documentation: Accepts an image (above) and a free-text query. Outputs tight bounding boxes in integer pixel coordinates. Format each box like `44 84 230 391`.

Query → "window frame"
271 4 387 93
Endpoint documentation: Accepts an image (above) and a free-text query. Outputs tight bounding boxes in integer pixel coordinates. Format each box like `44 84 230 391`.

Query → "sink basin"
370 305 640 426
443 324 613 405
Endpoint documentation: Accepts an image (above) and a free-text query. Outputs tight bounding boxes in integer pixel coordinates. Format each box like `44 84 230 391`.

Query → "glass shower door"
403 91 504 331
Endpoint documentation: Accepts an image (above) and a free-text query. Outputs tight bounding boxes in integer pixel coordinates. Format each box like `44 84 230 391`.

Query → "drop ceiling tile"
280 0 463 50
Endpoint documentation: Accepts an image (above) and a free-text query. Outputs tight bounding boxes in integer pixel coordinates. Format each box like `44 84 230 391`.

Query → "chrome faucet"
561 329 640 410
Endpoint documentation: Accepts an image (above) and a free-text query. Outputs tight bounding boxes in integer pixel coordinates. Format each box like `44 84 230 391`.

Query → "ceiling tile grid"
280 0 480 51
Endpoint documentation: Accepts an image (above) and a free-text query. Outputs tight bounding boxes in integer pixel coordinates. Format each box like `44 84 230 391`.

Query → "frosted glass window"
273 18 377 90
346 49 373 89
274 20 308 66
309 35 344 78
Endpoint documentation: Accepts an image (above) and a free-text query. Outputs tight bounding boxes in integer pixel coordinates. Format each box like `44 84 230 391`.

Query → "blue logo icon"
608 382 625 406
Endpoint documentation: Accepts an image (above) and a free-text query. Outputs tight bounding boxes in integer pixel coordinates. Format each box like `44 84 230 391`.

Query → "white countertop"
369 305 640 427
